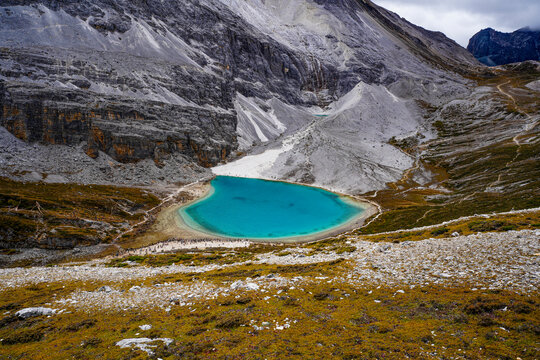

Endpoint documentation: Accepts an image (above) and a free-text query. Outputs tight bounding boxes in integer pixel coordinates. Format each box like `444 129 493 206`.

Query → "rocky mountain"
0 0 480 192
467 27 540 66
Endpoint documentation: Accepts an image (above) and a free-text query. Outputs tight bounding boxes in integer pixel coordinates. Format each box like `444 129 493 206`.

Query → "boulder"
16 307 55 319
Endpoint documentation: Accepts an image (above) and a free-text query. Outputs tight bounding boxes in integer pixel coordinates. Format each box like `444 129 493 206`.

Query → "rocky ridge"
0 0 480 190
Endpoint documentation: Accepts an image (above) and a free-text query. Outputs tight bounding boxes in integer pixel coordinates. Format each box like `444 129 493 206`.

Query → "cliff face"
0 0 342 174
1 80 237 168
467 28 540 66
0 0 479 189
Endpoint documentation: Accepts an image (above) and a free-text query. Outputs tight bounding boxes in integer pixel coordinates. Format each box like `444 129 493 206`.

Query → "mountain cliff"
467 27 540 66
0 0 480 191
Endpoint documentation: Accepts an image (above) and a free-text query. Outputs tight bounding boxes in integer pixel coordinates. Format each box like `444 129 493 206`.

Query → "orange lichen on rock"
85 145 99 159
91 126 106 147
43 116 57 144
64 111 83 123
113 143 135 160
107 111 117 121
2 105 27 140
3 104 20 118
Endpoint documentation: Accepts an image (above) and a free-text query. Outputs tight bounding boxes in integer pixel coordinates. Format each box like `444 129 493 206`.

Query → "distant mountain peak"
467 27 540 66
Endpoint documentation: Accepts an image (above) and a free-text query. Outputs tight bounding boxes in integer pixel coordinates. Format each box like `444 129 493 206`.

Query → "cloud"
373 0 540 46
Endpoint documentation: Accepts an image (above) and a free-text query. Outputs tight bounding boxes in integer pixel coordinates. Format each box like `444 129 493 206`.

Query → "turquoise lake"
179 176 365 239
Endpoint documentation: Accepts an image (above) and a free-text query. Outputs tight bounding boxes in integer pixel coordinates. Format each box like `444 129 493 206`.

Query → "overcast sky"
373 0 540 47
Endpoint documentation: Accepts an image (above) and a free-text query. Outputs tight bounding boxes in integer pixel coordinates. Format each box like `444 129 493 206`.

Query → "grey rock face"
0 1 340 103
0 44 237 168
1 80 237 167
314 0 480 72
0 0 478 188
0 0 342 183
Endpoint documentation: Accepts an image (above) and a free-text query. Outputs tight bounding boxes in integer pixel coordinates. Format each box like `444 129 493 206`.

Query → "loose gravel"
0 230 537 311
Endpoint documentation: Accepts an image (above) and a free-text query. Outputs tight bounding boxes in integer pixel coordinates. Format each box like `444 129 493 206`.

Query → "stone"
245 283 260 291
139 324 152 331
378 244 391 252
16 307 55 319
129 286 142 292
116 338 174 356
98 286 112 293
230 280 243 290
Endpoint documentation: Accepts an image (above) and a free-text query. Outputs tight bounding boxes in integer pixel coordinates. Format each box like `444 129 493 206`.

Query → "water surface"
179 176 364 239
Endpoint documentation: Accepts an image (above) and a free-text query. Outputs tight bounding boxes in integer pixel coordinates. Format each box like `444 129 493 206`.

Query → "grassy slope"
0 260 538 359
357 67 540 234
0 178 160 252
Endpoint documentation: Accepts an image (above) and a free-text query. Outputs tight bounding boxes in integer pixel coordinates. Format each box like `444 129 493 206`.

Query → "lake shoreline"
134 177 379 250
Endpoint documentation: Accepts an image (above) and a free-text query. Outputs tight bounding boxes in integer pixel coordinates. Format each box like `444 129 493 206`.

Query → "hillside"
0 1 539 359
1 0 478 191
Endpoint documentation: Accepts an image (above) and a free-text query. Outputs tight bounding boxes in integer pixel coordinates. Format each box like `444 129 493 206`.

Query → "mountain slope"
214 82 422 193
0 0 538 268
0 0 478 192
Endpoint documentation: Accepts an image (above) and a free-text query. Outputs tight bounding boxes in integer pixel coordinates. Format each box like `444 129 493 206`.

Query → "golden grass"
1 274 537 359
0 177 160 251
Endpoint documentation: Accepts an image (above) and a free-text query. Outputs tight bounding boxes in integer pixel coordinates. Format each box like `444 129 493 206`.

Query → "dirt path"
112 180 203 244
369 206 540 237
497 80 537 144
484 81 539 191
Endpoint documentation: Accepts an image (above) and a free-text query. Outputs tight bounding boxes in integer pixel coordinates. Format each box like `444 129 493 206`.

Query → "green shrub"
464 297 506 314
186 327 207 336
65 319 97 332
2 329 44 345
468 220 507 232
127 255 146 263
215 314 246 329
478 315 497 327
81 337 102 348
431 227 450 236
336 246 357 254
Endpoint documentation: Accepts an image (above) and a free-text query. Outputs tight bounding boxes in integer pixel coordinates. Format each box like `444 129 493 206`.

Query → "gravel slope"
1 230 537 311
